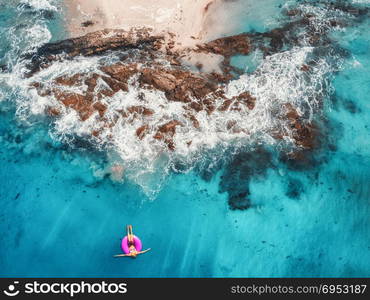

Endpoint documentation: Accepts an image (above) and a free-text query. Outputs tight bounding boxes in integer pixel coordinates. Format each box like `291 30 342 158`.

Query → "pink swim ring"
121 235 143 254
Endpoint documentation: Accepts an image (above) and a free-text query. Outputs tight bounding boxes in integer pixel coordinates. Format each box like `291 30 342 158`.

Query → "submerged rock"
219 148 272 210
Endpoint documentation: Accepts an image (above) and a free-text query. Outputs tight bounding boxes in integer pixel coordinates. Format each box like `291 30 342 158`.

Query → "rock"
185 113 200 129
81 20 94 27
140 67 219 104
152 121 183 151
189 101 203 112
157 120 183 136
92 130 101 137
141 69 177 92
300 64 310 72
237 92 256 110
218 92 256 112
101 75 128 93
284 103 316 149
197 34 251 57
127 106 154 116
46 107 61 116
93 102 107 117
25 29 161 76
100 63 138 82
51 90 94 121
218 99 232 111
84 73 99 92
136 125 149 140
285 9 301 17
55 74 83 86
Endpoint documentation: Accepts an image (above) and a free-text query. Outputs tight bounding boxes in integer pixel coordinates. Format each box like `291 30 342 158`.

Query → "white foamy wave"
24 24 52 51
0 22 52 106
0 8 52 69
351 0 370 4
0 22 52 104
297 3 351 38
19 0 58 11
226 47 332 137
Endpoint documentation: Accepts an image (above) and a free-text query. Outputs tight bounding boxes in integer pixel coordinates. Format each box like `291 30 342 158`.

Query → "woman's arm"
138 248 151 254
114 254 130 257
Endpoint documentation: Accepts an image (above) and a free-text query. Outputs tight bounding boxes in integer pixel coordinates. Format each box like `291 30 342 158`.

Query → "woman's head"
129 246 138 257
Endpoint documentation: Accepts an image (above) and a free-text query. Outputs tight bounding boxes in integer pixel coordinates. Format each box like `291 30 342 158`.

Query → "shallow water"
0 0 369 277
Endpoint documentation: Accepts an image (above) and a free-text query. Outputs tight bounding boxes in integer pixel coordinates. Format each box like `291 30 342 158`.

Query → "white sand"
64 0 231 48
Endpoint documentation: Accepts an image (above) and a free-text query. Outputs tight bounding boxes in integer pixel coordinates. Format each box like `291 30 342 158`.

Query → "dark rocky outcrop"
284 103 317 150
25 29 163 76
197 33 251 57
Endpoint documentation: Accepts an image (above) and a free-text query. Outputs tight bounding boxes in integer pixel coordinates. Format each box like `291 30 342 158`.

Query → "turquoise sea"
0 0 369 277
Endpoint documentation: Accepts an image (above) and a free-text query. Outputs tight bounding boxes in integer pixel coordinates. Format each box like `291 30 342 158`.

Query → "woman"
114 225 151 258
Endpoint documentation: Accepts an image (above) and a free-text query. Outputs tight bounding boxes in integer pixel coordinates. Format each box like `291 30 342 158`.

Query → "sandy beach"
64 0 231 48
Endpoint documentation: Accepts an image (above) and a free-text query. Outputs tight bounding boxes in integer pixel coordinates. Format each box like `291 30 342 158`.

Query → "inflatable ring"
121 236 142 254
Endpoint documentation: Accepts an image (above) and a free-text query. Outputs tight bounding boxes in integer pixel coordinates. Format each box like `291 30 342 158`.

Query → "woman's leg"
127 225 134 244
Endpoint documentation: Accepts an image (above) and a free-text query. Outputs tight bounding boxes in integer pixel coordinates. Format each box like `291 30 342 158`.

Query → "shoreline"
63 0 230 49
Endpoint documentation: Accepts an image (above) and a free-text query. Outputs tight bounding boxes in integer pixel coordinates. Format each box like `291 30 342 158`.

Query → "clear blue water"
0 0 369 277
